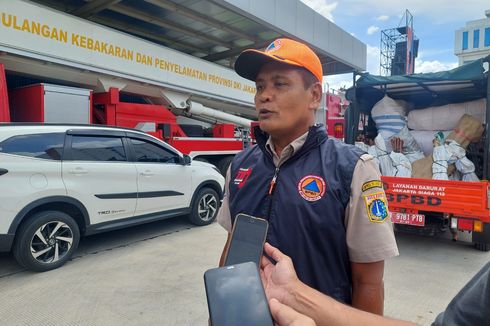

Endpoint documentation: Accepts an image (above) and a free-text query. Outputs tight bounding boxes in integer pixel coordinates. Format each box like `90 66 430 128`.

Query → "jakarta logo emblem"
363 192 389 223
297 175 326 202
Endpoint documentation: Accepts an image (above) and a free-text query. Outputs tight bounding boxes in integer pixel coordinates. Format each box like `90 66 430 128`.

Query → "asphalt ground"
0 218 488 326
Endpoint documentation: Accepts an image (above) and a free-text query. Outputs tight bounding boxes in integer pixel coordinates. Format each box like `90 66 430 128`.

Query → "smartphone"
204 261 274 326
224 213 268 267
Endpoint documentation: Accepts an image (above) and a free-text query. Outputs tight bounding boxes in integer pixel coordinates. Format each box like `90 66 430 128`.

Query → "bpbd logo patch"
297 175 326 202
266 39 282 53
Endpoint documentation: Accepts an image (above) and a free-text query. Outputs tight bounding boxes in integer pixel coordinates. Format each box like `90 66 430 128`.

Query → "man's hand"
260 243 301 305
390 137 404 153
269 298 316 326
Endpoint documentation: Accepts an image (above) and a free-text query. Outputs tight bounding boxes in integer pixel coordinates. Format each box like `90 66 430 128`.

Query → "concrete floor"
0 218 488 326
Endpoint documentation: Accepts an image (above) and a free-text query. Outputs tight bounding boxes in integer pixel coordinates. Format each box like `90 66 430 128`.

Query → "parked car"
0 124 225 272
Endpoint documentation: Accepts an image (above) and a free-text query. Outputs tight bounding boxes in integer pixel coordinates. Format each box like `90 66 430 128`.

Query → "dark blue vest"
229 125 363 303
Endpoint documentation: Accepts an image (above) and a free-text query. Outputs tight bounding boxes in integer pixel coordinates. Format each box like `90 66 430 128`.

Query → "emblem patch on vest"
234 168 252 188
297 175 326 202
363 192 389 223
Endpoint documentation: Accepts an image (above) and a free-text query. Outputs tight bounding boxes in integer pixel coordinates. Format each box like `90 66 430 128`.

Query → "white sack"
407 98 486 131
455 158 479 182
393 126 425 163
389 152 412 177
367 145 380 167
410 130 452 156
372 95 407 141
445 140 466 163
374 134 395 176
446 140 479 182
432 145 449 180
355 142 370 152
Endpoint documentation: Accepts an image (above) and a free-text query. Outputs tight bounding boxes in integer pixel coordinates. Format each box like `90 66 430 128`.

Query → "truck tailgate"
382 176 490 222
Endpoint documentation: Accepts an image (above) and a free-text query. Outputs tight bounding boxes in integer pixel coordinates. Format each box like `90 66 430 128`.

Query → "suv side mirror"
180 154 192 165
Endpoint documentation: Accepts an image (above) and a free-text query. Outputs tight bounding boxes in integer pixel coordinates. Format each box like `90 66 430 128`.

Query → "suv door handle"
140 170 155 176
0 168 8 176
69 167 88 175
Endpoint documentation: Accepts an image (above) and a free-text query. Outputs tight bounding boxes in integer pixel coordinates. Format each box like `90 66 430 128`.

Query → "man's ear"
309 82 323 109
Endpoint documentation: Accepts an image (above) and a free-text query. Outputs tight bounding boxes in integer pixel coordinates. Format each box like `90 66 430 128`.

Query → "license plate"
390 212 425 226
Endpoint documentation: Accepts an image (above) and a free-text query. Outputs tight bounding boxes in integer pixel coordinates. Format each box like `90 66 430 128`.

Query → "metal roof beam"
71 0 123 18
109 3 234 49
90 16 206 54
324 61 355 75
29 0 75 11
203 38 275 62
144 0 258 42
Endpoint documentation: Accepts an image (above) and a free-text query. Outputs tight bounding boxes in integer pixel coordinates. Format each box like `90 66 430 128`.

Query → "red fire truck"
0 1 348 176
324 90 349 139
0 1 260 175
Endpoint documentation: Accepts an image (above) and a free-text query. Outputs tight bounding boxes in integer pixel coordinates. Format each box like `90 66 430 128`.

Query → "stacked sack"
408 98 486 157
408 98 485 181
360 95 485 181
361 95 424 177
411 114 483 181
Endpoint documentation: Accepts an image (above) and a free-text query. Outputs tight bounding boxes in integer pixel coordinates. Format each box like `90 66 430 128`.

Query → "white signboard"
0 0 256 106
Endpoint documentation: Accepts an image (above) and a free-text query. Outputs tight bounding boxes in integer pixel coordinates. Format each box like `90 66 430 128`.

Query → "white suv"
0 124 224 272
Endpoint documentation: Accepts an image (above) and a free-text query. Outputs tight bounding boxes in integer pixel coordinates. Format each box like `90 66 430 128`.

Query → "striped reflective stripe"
375 122 406 127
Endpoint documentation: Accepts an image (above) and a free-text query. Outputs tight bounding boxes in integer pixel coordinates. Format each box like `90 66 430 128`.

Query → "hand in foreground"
269 298 316 326
260 243 300 305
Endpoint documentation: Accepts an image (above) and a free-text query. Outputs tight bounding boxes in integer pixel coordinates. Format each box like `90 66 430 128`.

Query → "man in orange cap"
216 38 398 314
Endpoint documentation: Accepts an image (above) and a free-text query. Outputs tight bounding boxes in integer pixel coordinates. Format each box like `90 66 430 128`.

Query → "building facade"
455 10 490 65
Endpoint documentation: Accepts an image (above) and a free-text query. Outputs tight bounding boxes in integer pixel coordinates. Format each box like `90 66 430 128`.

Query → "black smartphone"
204 261 274 326
224 213 268 267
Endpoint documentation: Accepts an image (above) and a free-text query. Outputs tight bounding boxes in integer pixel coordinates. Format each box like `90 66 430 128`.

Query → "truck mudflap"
472 222 490 251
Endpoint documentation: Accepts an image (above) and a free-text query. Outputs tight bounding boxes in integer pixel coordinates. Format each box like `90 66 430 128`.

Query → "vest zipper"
267 167 280 217
268 167 280 195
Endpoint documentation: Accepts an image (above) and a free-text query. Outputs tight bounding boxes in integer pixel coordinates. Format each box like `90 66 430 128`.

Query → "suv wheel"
13 211 80 272
189 188 219 226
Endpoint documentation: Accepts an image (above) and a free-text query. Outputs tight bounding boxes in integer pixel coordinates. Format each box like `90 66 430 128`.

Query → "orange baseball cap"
234 38 323 83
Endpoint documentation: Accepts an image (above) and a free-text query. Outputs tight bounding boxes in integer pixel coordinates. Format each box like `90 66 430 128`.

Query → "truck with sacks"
345 56 490 251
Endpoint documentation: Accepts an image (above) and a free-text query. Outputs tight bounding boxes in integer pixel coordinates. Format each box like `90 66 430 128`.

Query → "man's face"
254 62 319 139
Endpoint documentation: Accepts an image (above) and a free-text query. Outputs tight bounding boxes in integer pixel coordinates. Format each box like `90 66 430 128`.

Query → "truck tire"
188 188 219 226
474 242 490 252
12 210 80 272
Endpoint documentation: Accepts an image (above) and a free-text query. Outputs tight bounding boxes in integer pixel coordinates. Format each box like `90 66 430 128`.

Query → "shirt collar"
265 131 309 166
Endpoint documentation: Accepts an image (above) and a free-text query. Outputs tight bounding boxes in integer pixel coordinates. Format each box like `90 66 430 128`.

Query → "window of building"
473 29 480 48
0 133 65 160
130 139 179 163
485 27 490 47
462 31 468 50
71 136 126 161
